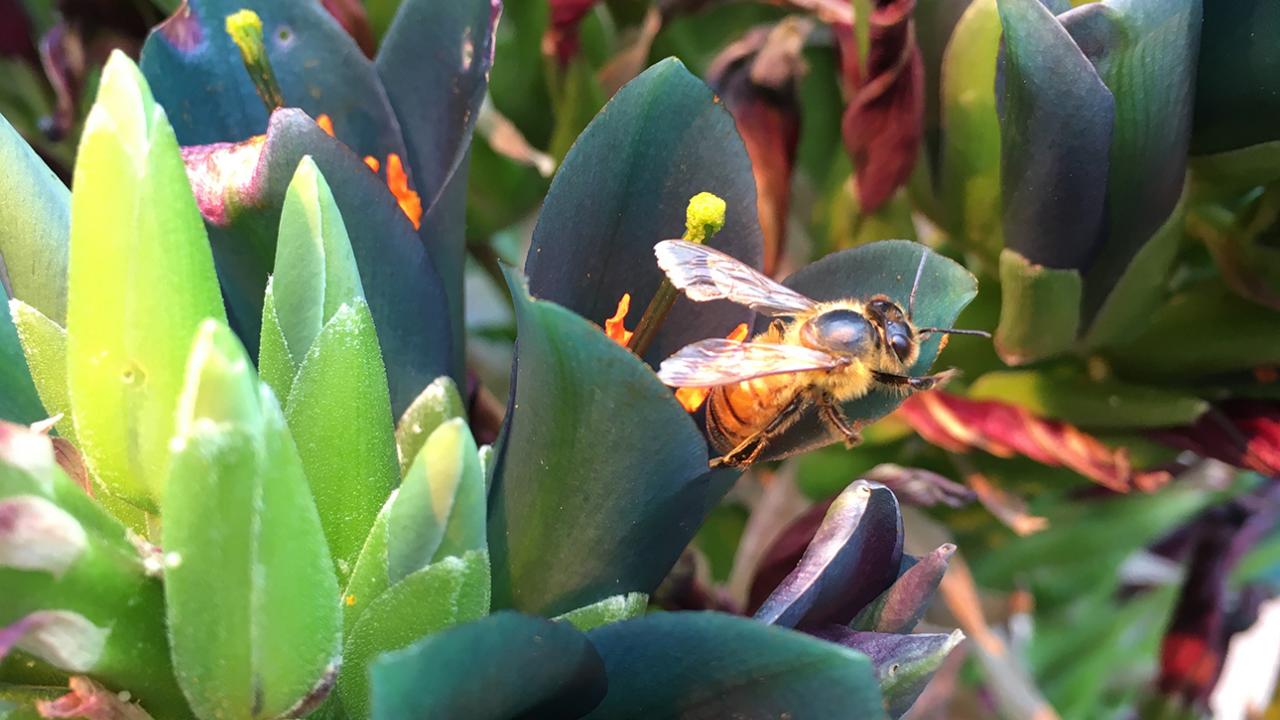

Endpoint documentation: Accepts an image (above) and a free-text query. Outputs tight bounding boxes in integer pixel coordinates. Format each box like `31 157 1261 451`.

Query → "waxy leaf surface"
489 271 736 616
525 58 763 367
370 612 606 720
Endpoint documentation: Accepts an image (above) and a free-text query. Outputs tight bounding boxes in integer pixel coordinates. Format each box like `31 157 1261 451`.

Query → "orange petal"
385 153 423 229
316 113 335 137
605 293 634 347
363 155 381 172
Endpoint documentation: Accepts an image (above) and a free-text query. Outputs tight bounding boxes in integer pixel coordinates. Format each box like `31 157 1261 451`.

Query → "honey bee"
654 240 988 467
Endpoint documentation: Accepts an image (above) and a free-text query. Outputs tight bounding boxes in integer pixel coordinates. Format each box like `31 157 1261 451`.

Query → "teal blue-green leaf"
285 299 398 582
555 593 649 632
1062 0 1201 317
140 0 407 161
65 52 226 510
997 0 1113 271
525 58 763 368
0 425 189 718
386 418 485 583
968 370 1207 429
762 241 979 459
994 248 1081 365
0 114 68 325
0 298 43 425
179 109 451 416
584 612 886 719
7 301 72 441
939 0 1002 260
489 270 736 617
339 550 490 720
1191 0 1280 155
394 376 464 476
164 321 340 720
271 156 365 368
370 612 607 720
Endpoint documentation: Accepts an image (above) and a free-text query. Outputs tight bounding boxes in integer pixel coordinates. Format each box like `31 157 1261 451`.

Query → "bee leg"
873 369 956 392
817 393 861 448
711 393 808 467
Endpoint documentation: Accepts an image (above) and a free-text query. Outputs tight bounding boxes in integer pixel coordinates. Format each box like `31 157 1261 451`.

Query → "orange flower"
385 153 423 229
316 113 335 136
363 155 381 172
605 293 634 346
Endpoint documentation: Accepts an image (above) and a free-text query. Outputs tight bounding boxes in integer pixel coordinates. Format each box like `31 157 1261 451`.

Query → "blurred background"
3 0 1279 717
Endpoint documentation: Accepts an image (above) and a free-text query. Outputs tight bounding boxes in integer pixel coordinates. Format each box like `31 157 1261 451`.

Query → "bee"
654 240 988 468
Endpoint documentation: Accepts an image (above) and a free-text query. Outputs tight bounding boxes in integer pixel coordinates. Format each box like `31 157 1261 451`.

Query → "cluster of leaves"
0 0 984 718
2 0 1280 718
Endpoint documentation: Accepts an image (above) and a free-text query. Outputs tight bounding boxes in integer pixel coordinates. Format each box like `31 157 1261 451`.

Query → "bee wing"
658 338 845 388
655 239 818 316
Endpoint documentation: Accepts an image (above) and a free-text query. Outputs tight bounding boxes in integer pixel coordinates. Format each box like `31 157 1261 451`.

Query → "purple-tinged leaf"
851 543 955 633
182 109 451 415
140 0 408 162
754 481 904 629
814 625 964 719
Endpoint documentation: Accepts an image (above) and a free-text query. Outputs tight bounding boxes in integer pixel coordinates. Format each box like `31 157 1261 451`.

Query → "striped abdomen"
705 375 799 454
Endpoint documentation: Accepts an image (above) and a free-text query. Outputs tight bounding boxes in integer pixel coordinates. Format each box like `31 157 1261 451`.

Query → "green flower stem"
225 9 285 112
627 192 726 356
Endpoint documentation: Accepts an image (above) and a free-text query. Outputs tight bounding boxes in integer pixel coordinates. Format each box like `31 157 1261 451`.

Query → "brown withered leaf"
898 390 1171 493
707 19 810 276
840 0 924 213
320 0 376 58
1152 400 1280 477
545 0 599 67
37 676 153 720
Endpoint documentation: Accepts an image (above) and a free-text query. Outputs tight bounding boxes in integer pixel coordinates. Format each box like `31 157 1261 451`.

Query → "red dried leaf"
1152 400 1280 477
841 0 924 212
545 0 599 66
897 390 1171 492
320 0 375 58
707 21 808 276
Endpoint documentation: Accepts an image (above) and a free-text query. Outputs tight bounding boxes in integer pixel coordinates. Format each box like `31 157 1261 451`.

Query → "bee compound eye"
890 333 912 362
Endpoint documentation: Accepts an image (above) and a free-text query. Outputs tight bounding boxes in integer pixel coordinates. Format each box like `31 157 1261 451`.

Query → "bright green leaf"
164 321 340 720
65 52 225 510
967 370 1208 429
386 418 485 583
8 300 72 442
285 299 398 583
0 299 43 425
393 376 464 476
339 550 491 720
994 248 1081 365
0 113 69 324
555 593 648 632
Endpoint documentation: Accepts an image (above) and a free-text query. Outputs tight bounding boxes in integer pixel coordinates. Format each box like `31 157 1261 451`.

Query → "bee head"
799 308 877 358
865 296 918 366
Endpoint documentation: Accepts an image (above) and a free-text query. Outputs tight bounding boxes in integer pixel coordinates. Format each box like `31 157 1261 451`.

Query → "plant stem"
627 192 727 357
225 9 285 112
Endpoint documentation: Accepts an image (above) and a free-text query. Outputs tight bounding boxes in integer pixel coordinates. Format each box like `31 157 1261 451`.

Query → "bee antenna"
908 248 928 319
917 327 993 339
